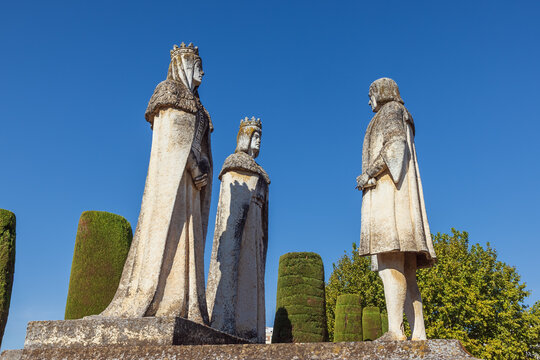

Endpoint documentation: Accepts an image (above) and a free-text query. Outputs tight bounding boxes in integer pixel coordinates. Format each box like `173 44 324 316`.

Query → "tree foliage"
326 229 540 360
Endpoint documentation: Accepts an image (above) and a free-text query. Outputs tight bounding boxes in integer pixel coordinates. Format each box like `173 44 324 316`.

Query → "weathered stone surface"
2 339 480 359
207 117 269 343
357 78 436 267
218 150 270 184
100 43 213 323
23 317 249 349
0 350 21 360
355 78 436 340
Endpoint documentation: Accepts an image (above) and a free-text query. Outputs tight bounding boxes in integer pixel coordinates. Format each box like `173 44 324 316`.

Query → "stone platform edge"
2 339 481 360
23 316 251 349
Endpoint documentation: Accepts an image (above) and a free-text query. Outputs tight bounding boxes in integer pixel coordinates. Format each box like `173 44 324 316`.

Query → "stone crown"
170 42 199 58
240 116 262 130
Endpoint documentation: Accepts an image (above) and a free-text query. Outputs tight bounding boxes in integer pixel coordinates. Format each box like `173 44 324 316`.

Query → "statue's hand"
193 173 208 190
356 173 370 191
194 157 210 190
187 152 209 190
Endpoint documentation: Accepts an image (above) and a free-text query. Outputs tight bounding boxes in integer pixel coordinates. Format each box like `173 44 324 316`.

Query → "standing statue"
206 117 269 343
356 78 436 341
100 43 213 324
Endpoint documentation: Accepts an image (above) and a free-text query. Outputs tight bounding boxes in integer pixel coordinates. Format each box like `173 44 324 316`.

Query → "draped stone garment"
359 101 436 271
206 152 269 343
100 80 212 324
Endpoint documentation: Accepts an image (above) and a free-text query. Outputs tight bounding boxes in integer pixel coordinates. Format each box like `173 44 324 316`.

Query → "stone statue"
99 43 213 324
206 117 269 343
356 78 436 341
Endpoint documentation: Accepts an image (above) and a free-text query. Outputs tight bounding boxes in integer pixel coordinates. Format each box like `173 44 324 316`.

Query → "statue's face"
368 90 378 112
249 131 261 158
192 60 204 87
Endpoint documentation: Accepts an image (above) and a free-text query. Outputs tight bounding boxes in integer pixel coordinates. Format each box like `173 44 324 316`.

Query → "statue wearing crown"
206 117 269 343
99 43 212 324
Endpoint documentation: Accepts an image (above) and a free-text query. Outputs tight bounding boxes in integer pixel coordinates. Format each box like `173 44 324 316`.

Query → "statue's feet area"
375 331 407 342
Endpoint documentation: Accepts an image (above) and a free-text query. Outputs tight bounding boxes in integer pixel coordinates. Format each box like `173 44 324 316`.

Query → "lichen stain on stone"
11 339 481 359
229 172 253 183
417 342 430 355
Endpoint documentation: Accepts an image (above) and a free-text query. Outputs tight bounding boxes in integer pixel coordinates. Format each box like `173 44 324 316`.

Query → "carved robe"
100 79 212 323
359 101 436 270
206 152 269 343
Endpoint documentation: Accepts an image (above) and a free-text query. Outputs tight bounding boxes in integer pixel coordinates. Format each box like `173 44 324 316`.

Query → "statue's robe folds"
100 79 213 324
359 101 436 271
206 152 270 343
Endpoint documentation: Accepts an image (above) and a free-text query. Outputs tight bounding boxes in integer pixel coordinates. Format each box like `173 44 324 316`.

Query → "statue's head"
236 117 262 159
368 78 404 112
167 42 203 93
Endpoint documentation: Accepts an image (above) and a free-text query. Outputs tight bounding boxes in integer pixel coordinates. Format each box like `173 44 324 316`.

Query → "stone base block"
2 339 480 359
23 317 250 349
0 350 22 360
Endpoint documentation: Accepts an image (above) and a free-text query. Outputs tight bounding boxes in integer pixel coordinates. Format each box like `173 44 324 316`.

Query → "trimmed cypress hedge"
333 294 362 342
380 311 388 334
65 211 132 319
0 209 16 348
362 306 382 341
272 252 328 343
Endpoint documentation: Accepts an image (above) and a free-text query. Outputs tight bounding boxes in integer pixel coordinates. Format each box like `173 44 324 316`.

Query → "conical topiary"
0 209 16 348
381 311 388 334
272 252 328 343
65 211 132 319
362 306 382 340
333 293 362 342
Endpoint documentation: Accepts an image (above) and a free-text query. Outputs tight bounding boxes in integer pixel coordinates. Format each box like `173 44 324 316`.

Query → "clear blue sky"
1 0 539 351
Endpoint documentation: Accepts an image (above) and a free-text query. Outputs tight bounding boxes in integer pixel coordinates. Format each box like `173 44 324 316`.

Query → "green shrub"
65 211 132 319
333 293 362 342
0 209 16 347
362 306 382 340
381 311 388 334
272 252 328 343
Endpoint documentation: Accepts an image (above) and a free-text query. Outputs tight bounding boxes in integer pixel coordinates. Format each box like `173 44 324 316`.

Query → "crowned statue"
99 43 213 324
206 117 269 343
356 78 436 340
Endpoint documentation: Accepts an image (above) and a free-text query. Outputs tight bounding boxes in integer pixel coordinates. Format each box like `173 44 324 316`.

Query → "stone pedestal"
23 317 250 349
2 339 480 359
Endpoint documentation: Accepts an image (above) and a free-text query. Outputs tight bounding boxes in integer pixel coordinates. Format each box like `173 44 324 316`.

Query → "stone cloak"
206 152 269 343
100 79 212 323
359 101 436 270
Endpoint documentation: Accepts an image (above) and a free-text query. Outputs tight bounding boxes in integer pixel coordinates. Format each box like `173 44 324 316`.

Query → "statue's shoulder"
219 152 270 185
377 101 414 136
145 79 198 125
379 101 406 119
